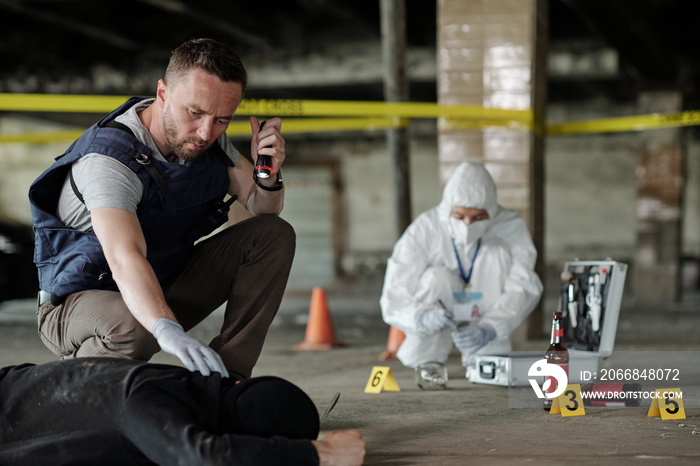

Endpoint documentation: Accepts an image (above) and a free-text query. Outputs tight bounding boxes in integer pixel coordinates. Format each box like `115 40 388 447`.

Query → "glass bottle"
544 311 569 410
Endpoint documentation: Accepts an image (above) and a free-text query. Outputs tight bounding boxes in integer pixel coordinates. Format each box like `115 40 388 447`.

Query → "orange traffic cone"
292 287 342 351
378 325 405 361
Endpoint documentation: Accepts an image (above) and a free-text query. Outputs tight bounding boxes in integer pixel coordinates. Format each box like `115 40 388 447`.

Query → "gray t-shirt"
56 99 240 231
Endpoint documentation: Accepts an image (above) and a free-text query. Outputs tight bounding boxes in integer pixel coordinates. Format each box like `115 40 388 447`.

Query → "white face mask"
449 218 489 246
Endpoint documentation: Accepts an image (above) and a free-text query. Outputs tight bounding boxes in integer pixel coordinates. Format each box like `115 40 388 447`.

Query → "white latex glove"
420 307 457 332
451 323 496 354
152 318 229 378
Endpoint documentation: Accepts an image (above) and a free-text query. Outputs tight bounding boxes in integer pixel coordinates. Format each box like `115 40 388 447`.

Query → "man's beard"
162 107 211 162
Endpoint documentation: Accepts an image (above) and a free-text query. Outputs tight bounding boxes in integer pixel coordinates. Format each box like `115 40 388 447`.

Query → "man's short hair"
166 38 247 94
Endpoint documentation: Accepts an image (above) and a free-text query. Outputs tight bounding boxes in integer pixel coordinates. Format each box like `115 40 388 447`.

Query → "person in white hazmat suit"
380 162 543 387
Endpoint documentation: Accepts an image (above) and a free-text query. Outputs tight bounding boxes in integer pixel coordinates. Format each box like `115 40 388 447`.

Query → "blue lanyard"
451 237 481 285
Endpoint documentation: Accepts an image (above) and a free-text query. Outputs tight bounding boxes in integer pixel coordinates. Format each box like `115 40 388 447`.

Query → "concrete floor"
1 293 699 465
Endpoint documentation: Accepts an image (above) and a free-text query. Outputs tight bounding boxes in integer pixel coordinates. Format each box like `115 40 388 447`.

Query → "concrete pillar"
632 91 685 302
437 0 548 338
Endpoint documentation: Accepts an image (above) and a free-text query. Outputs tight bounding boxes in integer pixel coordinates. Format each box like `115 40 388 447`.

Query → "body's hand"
420 307 457 332
451 323 496 354
152 318 229 377
312 430 365 466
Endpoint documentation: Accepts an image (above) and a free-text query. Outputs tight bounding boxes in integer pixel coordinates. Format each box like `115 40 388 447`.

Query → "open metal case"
560 260 628 358
466 260 628 386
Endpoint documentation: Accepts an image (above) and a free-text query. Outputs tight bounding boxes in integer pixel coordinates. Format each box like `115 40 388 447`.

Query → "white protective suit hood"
437 162 499 244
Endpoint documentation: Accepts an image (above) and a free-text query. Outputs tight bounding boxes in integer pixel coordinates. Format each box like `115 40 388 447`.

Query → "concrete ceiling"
548 0 699 107
0 0 697 108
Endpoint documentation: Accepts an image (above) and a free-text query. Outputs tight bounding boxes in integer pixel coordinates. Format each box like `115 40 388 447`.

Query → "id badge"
453 289 483 322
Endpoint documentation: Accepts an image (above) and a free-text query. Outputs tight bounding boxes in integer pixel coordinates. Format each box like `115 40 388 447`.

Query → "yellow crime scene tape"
548 110 700 135
0 119 405 144
0 93 531 121
1 93 699 144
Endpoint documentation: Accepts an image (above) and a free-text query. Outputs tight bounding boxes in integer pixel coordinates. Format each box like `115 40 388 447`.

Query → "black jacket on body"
0 358 319 465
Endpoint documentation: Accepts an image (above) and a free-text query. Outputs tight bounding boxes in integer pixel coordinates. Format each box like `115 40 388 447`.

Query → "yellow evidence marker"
364 366 401 394
550 384 586 417
647 388 686 420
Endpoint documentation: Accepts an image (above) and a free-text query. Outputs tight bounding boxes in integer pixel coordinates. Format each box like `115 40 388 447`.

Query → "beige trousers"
36 215 296 379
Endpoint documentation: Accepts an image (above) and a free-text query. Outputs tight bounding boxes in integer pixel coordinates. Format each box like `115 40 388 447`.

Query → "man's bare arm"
91 207 228 376
91 206 176 331
228 116 285 215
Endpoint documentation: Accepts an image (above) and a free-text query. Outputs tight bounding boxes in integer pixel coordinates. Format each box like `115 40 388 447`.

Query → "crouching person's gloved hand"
420 307 457 332
451 323 496 355
152 318 229 378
